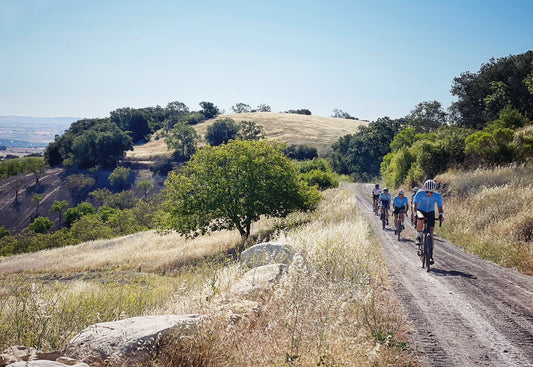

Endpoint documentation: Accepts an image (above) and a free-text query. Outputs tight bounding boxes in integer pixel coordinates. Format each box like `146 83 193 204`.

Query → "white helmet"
398 190 404 195
413 186 419 192
423 180 437 191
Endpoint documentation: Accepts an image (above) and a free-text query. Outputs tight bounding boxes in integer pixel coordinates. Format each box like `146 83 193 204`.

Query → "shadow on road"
431 268 477 279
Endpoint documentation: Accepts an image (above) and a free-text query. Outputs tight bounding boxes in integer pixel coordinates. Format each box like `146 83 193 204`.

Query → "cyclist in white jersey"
372 184 382 210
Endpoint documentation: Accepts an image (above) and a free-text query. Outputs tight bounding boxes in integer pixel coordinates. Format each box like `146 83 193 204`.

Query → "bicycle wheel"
397 219 402 241
424 235 432 272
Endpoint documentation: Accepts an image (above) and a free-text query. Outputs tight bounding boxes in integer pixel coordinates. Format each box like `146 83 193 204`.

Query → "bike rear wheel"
397 219 402 241
424 234 432 272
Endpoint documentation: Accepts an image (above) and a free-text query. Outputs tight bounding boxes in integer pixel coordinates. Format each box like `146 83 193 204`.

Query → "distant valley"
0 115 79 147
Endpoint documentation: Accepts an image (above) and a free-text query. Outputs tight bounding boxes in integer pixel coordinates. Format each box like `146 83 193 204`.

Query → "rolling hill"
126 112 368 161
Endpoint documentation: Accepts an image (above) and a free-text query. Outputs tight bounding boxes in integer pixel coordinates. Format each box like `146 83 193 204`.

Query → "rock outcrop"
63 314 200 366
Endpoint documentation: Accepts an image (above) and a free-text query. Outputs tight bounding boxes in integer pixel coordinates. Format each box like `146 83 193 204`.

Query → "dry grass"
436 164 533 274
155 189 416 366
126 112 367 160
0 188 415 366
0 230 241 275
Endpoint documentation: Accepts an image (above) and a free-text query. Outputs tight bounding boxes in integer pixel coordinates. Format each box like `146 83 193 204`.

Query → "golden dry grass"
0 229 242 275
436 164 533 274
126 112 367 160
0 188 416 365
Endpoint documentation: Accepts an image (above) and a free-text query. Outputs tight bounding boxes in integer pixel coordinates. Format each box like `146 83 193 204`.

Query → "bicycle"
379 203 388 230
417 216 442 272
372 196 379 216
395 209 406 241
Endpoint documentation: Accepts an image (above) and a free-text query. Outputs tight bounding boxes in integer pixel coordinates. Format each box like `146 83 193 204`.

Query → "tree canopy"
450 51 533 129
159 139 321 239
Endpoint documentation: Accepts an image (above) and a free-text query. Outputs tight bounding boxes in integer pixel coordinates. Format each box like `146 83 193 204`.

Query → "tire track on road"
346 183 533 367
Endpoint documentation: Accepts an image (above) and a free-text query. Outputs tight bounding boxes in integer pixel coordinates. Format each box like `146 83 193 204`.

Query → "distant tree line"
331 50 533 186
44 101 222 169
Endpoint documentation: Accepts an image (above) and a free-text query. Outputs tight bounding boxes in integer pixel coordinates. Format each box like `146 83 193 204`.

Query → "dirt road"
347 183 533 367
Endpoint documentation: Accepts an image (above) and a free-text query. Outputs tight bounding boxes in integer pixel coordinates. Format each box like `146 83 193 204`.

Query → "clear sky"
1 0 532 121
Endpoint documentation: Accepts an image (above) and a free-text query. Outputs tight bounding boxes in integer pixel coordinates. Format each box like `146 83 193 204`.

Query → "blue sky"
1 0 532 121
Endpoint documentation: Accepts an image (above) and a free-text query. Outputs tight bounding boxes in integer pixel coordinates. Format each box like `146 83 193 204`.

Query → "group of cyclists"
372 180 444 264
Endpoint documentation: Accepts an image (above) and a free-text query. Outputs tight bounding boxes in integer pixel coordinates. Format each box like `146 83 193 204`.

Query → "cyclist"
413 180 444 264
410 186 419 226
393 190 409 234
372 184 382 211
379 188 392 225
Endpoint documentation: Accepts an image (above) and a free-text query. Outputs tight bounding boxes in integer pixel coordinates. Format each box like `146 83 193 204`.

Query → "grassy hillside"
0 188 416 365
126 112 367 161
435 164 533 274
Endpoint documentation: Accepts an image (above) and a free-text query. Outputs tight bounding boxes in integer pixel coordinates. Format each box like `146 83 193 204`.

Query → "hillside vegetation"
0 188 416 366
126 112 367 161
435 164 533 274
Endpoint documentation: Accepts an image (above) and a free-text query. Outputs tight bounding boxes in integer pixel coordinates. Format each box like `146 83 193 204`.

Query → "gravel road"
347 183 533 367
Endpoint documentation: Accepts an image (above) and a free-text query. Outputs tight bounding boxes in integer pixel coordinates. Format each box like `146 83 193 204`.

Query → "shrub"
299 169 338 190
28 217 54 234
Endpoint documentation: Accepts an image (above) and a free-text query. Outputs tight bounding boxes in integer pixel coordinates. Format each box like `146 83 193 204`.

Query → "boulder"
230 263 288 297
63 314 200 366
1 346 84 367
240 242 294 268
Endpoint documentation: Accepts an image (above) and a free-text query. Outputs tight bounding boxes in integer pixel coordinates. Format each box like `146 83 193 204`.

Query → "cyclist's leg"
393 207 399 229
415 210 426 244
426 211 436 261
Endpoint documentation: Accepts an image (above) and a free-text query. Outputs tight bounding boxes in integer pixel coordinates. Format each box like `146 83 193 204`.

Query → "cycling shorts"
393 206 406 215
380 200 390 210
373 194 380 199
416 210 436 227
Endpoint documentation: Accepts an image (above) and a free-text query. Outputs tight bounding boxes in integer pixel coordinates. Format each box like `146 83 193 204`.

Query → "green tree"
465 128 517 165
450 51 533 129
110 107 153 142
13 180 23 203
331 109 356 119
406 100 447 132
199 101 220 119
256 104 271 112
64 202 96 227
50 200 69 228
331 117 401 181
164 122 199 160
237 120 265 141
136 180 154 200
70 214 113 242
231 103 251 113
205 118 239 146
159 140 321 240
28 216 54 233
24 157 49 184
31 194 43 217
67 174 95 201
109 166 131 191
0 226 11 238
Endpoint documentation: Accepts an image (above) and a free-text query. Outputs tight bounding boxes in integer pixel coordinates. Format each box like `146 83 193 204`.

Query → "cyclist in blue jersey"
379 188 392 225
392 190 409 234
413 180 444 263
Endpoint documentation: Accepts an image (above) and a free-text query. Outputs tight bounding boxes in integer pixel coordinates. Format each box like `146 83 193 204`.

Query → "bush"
285 144 318 160
205 118 239 146
28 217 54 234
299 169 338 190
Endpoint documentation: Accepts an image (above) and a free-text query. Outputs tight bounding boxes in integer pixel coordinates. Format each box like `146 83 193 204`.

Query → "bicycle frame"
396 209 405 241
418 215 441 272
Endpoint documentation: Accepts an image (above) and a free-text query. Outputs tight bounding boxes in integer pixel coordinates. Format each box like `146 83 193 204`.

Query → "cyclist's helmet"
413 186 419 193
383 188 389 192
375 184 379 187
423 180 437 191
398 190 405 195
